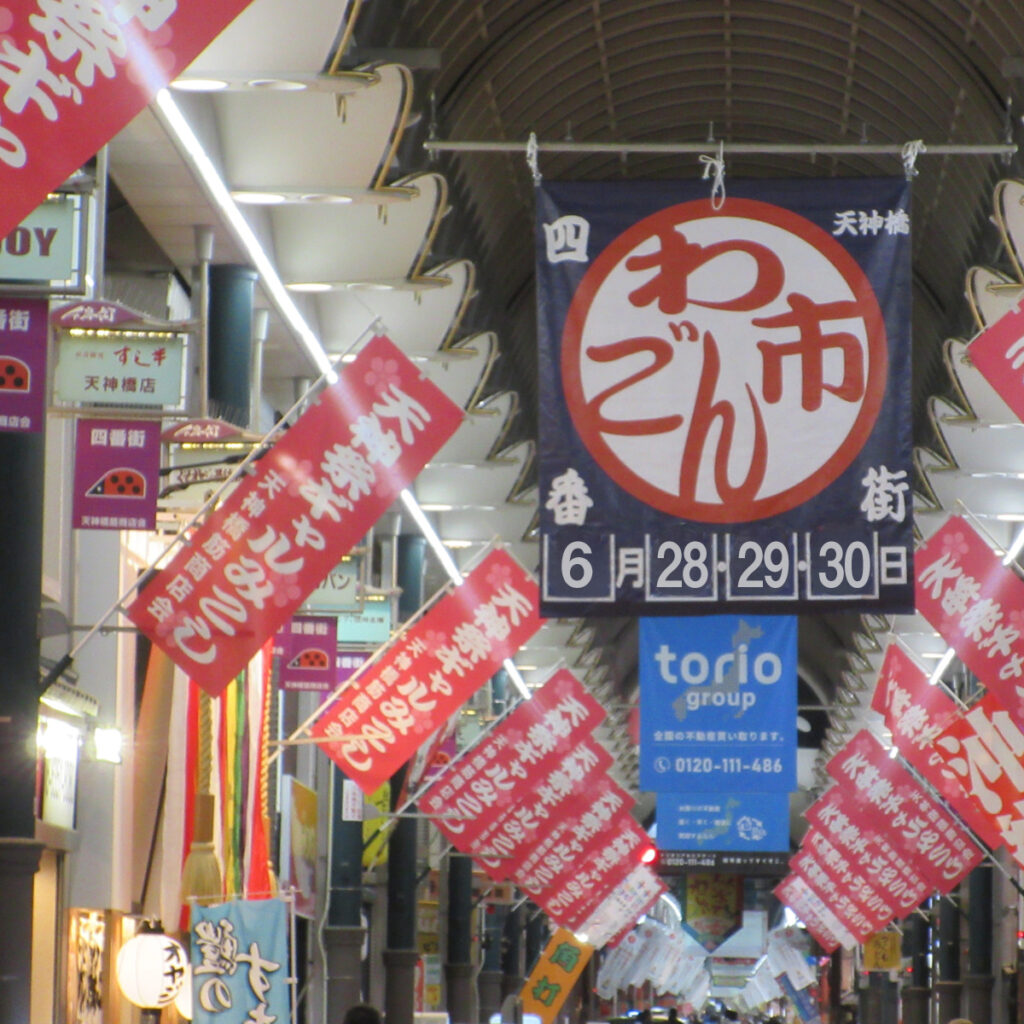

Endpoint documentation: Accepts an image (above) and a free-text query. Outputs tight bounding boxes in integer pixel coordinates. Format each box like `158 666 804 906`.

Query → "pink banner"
789 845 879 942
804 785 932 917
774 874 846 953
127 335 463 694
825 729 981 892
968 304 1024 424
931 692 1024 868
0 0 257 240
915 514 1024 728
871 643 1001 847
312 547 541 794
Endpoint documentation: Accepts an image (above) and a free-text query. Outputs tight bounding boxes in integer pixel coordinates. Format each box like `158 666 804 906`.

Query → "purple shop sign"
275 615 338 692
72 418 160 530
0 296 48 434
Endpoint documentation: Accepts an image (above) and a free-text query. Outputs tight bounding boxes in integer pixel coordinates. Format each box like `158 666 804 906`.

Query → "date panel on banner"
542 527 907 607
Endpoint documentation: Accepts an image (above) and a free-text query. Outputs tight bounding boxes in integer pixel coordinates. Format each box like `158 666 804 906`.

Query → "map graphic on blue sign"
656 791 790 852
639 614 797 792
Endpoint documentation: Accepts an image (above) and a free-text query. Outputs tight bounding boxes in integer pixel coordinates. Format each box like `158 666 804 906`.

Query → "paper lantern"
116 928 189 1008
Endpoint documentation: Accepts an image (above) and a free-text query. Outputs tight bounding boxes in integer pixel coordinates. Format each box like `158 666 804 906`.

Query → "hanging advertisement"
312 546 541 794
774 874 851 952
191 898 289 1024
915 513 1024 731
656 790 790 852
870 643 1001 847
967 301 1024 422
520 928 594 1024
677 873 744 953
638 614 797 791
536 177 913 615
0 0 258 241
71 417 160 531
278 776 317 918
127 335 463 696
0 295 47 433
824 729 982 892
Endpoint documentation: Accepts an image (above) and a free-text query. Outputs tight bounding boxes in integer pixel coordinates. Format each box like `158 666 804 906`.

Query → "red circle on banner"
561 197 888 522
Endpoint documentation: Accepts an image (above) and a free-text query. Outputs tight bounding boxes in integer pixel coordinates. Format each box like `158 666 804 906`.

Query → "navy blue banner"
536 178 913 616
656 790 790 852
639 615 797 792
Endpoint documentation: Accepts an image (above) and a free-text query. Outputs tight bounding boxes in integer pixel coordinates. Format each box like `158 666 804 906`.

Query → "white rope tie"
699 140 726 209
526 131 542 186
901 139 926 179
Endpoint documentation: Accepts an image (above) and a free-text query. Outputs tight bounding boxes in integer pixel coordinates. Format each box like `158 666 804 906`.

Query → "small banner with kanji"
520 928 593 1024
312 546 541 794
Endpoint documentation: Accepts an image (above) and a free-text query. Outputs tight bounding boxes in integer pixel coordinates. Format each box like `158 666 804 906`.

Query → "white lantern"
116 928 189 1009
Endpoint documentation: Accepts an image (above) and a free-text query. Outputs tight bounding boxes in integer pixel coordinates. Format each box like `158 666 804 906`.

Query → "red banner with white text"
870 643 1002 847
312 547 541 794
127 335 463 694
0 0 257 239
915 514 1024 729
967 304 1024 424
774 874 847 953
824 729 981 893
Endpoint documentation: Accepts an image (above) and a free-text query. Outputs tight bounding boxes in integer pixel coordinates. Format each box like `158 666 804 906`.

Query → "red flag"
128 335 463 695
0 0 258 239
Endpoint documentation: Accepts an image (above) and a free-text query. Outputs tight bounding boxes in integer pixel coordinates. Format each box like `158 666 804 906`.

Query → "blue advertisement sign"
639 614 797 791
191 898 289 1024
656 791 790 852
536 178 914 615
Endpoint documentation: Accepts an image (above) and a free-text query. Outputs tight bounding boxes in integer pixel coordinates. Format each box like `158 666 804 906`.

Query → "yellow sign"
363 781 391 867
520 928 594 1024
862 931 901 970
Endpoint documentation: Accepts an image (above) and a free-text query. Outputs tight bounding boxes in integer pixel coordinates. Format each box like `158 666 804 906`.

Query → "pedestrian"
343 1004 383 1024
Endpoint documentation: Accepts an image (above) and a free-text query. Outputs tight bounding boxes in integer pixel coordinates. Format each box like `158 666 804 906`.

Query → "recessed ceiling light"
247 78 307 91
232 191 287 206
170 78 229 92
287 282 333 293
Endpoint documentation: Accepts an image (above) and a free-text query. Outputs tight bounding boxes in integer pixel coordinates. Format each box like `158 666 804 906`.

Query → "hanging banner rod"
424 139 1016 157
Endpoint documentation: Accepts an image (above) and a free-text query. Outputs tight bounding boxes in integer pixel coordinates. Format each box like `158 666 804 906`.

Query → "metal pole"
424 138 1017 158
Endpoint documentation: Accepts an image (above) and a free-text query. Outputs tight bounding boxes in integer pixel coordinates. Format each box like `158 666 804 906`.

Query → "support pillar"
0 416 45 1021
207 264 257 426
325 771 367 1015
936 893 962 1023
901 909 930 1024
964 863 994 1024
478 903 506 1023
446 852 477 1024
500 903 524 1001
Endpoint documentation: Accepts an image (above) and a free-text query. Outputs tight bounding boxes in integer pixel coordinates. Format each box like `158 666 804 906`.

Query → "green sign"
0 196 77 283
54 334 185 407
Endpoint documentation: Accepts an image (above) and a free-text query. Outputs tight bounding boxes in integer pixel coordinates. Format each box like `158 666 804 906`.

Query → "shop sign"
520 928 594 1024
335 597 391 644
870 643 1001 847
190 898 288 1024
39 716 80 829
639 614 796 791
312 546 541 794
72 417 160 531
825 729 981 892
658 850 790 875
655 790 790 851
0 195 77 282
126 335 463 695
54 333 185 407
536 177 914 615
303 558 362 613
0 295 47 433
274 614 337 692
915 513 1024 731
0 0 259 241
862 931 902 971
